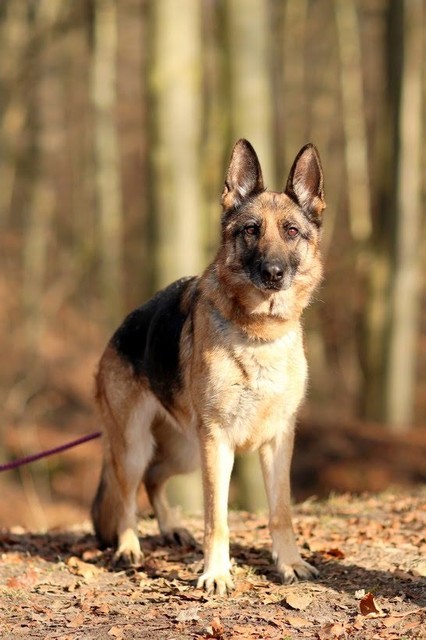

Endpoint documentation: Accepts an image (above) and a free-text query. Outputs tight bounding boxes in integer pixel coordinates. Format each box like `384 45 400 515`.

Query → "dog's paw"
112 547 144 569
162 527 197 548
112 528 143 569
197 570 234 596
277 558 319 584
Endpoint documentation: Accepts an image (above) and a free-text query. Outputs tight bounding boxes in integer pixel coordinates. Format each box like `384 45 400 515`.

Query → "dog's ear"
285 144 325 224
221 139 264 211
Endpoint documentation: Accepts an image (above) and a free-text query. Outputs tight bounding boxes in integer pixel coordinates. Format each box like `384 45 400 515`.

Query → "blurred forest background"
1 0 426 531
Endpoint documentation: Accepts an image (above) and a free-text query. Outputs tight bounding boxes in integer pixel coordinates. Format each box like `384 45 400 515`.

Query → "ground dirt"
1 488 425 639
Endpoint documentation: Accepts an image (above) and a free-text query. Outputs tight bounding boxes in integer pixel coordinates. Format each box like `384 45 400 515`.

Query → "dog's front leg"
197 430 235 595
260 429 318 583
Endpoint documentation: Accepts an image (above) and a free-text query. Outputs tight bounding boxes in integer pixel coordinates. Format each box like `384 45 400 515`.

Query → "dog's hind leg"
92 351 155 567
144 420 199 547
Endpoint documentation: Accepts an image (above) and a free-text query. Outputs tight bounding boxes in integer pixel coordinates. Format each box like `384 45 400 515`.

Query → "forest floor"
1 488 425 640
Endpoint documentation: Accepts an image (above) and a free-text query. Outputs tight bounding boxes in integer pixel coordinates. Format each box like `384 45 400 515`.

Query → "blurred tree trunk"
149 0 203 290
23 1 64 354
362 0 423 430
226 0 274 511
335 0 371 244
91 0 123 327
201 0 228 260
0 0 28 223
21 0 67 530
281 0 308 174
226 0 275 183
384 0 423 430
117 0 151 308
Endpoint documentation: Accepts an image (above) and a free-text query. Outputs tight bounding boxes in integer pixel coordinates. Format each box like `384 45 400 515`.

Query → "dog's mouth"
260 280 284 292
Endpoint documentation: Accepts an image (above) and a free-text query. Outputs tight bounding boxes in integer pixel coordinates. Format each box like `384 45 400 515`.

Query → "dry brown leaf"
324 548 345 559
6 568 39 590
284 592 312 611
108 626 124 638
205 616 225 638
286 615 313 629
382 616 400 628
234 579 255 594
66 613 85 628
402 620 423 632
359 592 385 618
352 615 365 630
82 548 103 562
319 622 346 637
93 603 110 615
176 606 200 622
66 556 98 581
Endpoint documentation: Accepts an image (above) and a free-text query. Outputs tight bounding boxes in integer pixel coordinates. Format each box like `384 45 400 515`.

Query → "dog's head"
217 139 326 319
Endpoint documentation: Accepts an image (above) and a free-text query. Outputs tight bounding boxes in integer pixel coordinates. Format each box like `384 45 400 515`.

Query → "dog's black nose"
261 262 284 283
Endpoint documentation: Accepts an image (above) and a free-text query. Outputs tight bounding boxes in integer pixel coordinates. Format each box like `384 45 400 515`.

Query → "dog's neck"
199 265 302 342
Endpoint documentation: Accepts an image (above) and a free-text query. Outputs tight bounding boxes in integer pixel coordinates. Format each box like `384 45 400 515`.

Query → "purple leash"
0 431 102 472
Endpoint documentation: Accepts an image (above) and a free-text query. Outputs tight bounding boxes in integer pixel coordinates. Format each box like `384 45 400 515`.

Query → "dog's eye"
287 226 299 238
244 225 258 236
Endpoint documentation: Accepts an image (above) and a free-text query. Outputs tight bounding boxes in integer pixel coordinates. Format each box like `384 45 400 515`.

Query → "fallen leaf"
318 622 346 637
176 606 200 622
205 617 225 638
6 568 39 590
284 592 312 611
66 613 85 628
402 620 423 632
82 549 103 562
108 626 124 638
286 615 313 629
352 616 364 630
323 548 345 559
382 616 400 628
359 592 385 618
234 579 255 594
66 556 98 581
93 603 110 615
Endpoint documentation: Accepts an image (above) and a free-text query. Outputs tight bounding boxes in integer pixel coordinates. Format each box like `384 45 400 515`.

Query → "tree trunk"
226 0 275 183
23 0 63 354
335 0 372 244
361 0 423 430
149 0 203 290
0 0 29 224
384 0 423 430
117 0 151 308
91 0 123 327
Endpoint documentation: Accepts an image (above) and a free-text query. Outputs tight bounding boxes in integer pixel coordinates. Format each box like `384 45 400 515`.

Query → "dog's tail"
91 461 121 548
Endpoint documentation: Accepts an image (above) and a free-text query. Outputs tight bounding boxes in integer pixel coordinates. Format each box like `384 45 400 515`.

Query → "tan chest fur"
187 310 308 452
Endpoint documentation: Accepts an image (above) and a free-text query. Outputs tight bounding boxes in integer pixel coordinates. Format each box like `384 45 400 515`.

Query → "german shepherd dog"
92 139 325 595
